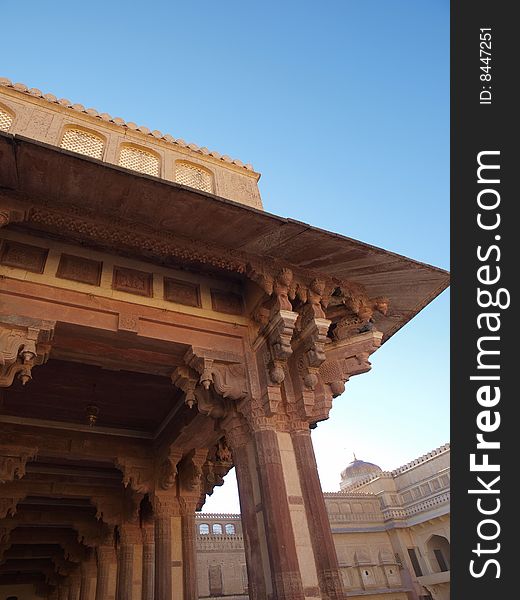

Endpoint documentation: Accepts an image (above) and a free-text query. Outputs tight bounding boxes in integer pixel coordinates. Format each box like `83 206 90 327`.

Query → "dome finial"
353 451 357 461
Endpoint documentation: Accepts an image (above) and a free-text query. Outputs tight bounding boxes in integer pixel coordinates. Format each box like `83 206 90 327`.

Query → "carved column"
69 571 81 600
79 555 97 600
95 545 117 600
180 498 198 600
141 523 155 600
153 493 183 600
291 426 345 599
223 414 267 600
59 584 70 600
116 523 143 600
251 423 309 600
176 448 207 600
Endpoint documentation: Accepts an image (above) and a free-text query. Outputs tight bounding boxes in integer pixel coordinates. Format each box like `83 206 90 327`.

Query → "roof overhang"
0 132 449 343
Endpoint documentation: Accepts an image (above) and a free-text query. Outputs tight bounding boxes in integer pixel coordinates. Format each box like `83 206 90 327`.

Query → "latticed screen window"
0 108 13 132
175 162 213 193
119 146 160 177
60 129 104 159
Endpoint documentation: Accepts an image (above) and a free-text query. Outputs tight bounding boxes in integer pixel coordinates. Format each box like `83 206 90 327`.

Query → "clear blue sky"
2 1 449 512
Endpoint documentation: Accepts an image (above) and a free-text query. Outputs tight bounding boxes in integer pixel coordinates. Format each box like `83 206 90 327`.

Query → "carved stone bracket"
263 309 298 385
157 447 183 491
178 448 208 495
0 493 25 518
115 456 153 494
0 445 38 484
327 285 389 341
197 438 234 509
311 330 384 422
0 319 54 387
173 347 249 419
298 317 331 392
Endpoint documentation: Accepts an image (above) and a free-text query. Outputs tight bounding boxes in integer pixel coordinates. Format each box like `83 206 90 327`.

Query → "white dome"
340 458 382 489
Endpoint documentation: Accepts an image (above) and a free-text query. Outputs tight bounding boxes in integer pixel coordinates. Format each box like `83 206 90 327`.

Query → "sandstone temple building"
195 444 450 600
0 79 449 600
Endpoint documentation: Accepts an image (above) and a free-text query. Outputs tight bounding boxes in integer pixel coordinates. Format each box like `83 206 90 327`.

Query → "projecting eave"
0 133 449 343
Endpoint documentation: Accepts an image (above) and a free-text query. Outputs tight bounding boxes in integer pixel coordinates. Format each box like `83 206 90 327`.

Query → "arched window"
199 523 210 535
225 523 236 535
175 161 214 193
0 106 14 132
60 128 105 159
212 523 223 535
119 145 160 177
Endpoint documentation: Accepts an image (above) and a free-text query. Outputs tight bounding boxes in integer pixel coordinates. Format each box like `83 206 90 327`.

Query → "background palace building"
0 79 449 600
195 445 450 600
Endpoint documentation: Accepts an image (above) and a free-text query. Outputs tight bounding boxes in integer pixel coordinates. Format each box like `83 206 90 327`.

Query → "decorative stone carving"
158 447 183 491
327 284 389 340
171 365 199 409
0 321 54 387
164 277 201 307
112 266 153 297
210 289 244 315
115 457 153 494
0 239 48 273
180 347 249 408
178 449 208 494
56 253 102 286
0 445 38 483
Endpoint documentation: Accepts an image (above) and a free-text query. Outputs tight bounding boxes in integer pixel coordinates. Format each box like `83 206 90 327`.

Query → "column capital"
96 544 117 562
119 522 142 546
152 491 181 518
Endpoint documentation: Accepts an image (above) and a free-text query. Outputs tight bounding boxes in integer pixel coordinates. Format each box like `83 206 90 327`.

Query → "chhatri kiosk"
0 79 448 600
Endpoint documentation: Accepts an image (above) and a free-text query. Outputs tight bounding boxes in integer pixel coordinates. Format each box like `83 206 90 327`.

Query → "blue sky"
1 1 449 512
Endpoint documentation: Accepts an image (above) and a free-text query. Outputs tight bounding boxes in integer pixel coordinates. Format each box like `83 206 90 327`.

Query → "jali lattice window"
0 108 13 132
175 162 214 193
60 128 104 160
119 145 160 177
199 523 210 535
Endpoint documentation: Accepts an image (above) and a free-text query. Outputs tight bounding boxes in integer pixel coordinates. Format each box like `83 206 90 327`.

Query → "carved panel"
56 253 102 286
164 277 201 307
113 266 153 297
0 240 48 273
210 289 244 315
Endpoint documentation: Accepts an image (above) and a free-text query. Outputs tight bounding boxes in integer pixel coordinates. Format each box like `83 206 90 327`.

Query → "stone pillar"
69 571 81 600
141 523 155 600
58 584 70 600
224 415 268 600
95 545 117 600
116 523 143 600
153 494 183 600
253 426 310 599
291 426 346 599
80 555 98 600
180 499 198 600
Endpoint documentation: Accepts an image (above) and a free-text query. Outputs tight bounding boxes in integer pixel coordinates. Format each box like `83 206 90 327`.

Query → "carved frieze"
0 239 48 273
210 289 244 315
164 277 201 307
56 253 102 286
112 266 153 297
